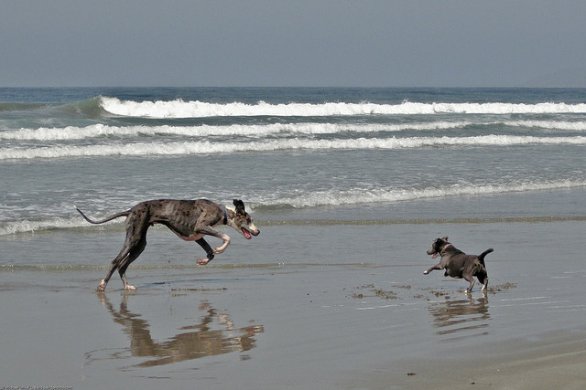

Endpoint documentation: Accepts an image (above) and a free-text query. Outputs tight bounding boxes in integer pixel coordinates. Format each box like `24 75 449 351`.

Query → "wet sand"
351 331 586 390
1 220 586 389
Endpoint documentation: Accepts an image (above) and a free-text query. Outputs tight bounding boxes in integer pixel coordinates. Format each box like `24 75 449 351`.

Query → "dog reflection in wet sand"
97 295 264 367
428 295 490 337
424 236 493 294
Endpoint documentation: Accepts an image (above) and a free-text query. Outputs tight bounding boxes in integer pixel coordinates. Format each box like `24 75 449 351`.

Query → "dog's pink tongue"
242 228 252 240
432 253 438 259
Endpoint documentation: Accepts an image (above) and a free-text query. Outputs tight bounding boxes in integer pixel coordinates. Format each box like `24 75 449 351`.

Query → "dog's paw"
97 279 107 292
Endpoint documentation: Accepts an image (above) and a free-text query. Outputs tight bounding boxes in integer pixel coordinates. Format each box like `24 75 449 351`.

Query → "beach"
1 87 585 389
2 217 586 389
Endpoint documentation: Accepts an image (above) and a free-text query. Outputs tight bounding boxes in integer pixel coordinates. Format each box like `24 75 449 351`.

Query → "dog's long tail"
75 207 130 225
478 248 494 266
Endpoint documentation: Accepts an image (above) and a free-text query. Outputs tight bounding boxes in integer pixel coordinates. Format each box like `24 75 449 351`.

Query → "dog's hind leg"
464 275 476 294
477 269 489 294
117 236 147 291
98 245 131 292
98 209 149 291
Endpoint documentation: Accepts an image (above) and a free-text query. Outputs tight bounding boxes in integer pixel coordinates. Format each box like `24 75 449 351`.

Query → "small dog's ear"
233 199 245 214
442 236 449 241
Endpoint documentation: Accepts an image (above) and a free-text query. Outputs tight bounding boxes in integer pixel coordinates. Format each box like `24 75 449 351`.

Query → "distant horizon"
2 85 586 90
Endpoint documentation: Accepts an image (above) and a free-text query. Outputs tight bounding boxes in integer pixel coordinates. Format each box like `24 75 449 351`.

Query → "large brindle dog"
76 199 260 291
424 236 493 294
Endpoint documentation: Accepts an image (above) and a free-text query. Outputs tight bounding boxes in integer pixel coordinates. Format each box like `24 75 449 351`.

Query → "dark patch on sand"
487 282 517 294
351 280 517 303
351 284 398 300
171 287 228 296
423 288 451 298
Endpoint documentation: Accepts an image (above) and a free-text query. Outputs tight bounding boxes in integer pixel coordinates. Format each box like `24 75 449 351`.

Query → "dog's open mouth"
241 228 253 239
240 225 260 239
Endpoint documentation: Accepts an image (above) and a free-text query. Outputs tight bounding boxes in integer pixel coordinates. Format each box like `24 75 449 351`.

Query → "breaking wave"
2 180 585 235
2 135 585 160
0 122 471 141
504 120 586 131
256 180 586 209
100 97 586 118
0 217 91 236
4 120 586 142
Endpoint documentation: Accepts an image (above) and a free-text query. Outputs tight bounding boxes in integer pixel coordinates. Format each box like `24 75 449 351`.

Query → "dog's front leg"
465 278 475 294
199 226 230 254
213 233 231 254
195 227 230 265
195 238 215 265
423 263 443 275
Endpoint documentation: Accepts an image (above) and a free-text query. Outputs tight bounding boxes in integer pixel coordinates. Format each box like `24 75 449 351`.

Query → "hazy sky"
2 0 586 87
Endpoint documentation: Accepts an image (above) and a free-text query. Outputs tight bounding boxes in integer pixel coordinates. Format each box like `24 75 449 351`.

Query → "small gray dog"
76 199 260 291
424 236 492 293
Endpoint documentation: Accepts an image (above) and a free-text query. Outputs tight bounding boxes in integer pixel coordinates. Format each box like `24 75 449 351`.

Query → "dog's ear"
442 236 449 241
233 199 246 214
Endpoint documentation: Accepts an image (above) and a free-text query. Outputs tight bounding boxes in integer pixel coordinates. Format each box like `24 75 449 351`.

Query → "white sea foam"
261 180 586 208
0 217 88 236
0 122 471 141
0 124 146 141
100 97 586 118
2 180 584 235
5 120 586 142
1 135 585 160
504 120 586 131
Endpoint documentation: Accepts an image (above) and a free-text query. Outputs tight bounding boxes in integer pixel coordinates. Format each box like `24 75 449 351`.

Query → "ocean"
2 87 586 388
1 87 585 238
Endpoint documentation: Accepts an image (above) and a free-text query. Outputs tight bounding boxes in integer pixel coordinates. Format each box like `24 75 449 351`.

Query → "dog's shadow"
427 295 490 339
91 293 264 368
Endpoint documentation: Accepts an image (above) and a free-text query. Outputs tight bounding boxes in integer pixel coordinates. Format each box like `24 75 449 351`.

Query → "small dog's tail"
75 207 130 225
478 248 494 266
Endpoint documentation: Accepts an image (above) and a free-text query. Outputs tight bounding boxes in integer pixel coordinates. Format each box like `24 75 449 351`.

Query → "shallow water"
1 220 585 389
